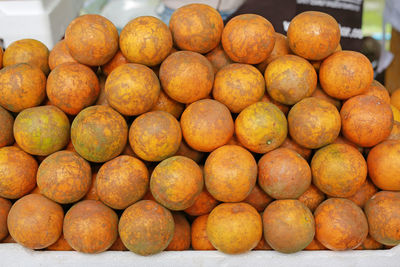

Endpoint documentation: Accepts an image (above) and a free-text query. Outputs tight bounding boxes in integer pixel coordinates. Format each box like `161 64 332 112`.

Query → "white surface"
0 0 83 49
0 243 399 267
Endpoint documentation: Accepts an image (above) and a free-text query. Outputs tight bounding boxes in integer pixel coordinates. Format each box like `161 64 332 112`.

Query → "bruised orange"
65 14 118 66
48 40 78 70
7 194 63 249
165 212 191 251
0 106 14 148
222 14 275 64
150 90 185 119
265 55 317 105
37 150 91 204
191 214 215 250
119 200 174 255
298 184 326 212
235 102 287 153
129 111 181 162
205 44 233 74
160 51 214 104
184 187 218 216
207 203 262 254
257 33 291 74
205 145 257 202
213 63 265 113
0 197 11 241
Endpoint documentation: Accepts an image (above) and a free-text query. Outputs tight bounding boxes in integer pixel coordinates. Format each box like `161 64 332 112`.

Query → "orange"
150 90 185 119
0 197 11 241
205 44 233 74
101 50 128 76
346 179 378 208
0 107 14 148
243 184 273 212
298 184 326 212
279 137 312 160
363 80 390 104
184 187 219 216
165 212 191 251
191 214 215 250
257 33 291 74
48 40 77 70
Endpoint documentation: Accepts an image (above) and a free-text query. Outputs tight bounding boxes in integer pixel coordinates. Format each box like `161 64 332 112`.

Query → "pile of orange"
0 4 399 255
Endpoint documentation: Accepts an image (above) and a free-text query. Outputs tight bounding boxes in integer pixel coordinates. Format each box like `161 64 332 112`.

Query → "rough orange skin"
263 200 314 253
0 147 37 199
213 63 265 113
96 155 149 209
0 197 11 241
7 194 63 249
387 121 400 141
309 44 342 72
184 187 218 216
64 200 118 253
355 235 383 250
258 148 311 199
0 63 46 112
150 156 203 210
0 48 2 69
298 184 326 212
65 14 118 66
37 151 91 204
304 238 327 250
174 140 204 163
288 97 341 149
363 80 391 104
205 145 257 202
235 102 287 153
47 63 100 115
160 51 214 104
101 50 128 76
367 141 400 190
71 105 128 163
105 63 160 116
311 84 341 110
95 75 109 106
207 203 262 254
48 40 78 70
169 4 223 54
191 214 215 250
14 105 70 156
129 111 181 162
332 135 363 154
287 11 340 60
222 14 275 64
205 44 233 74
261 92 290 116
181 99 234 152
3 39 49 74
312 144 367 197
47 234 73 251
320 51 373 100
108 236 128 251
84 173 99 201
365 191 400 246
243 184 273 212
120 16 172 66
391 89 400 111
257 33 291 74
150 89 184 119
0 106 14 148
119 200 174 255
279 137 312 160
346 179 378 208
165 212 191 251
265 55 317 105
315 198 368 250
340 95 393 147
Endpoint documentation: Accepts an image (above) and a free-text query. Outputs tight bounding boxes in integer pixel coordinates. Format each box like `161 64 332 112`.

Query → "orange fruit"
261 92 290 115
213 63 265 113
169 4 223 53
105 63 160 116
0 63 46 113
298 184 326 212
243 184 273 212
320 51 373 99
254 236 273 250
235 102 287 153
120 16 172 66
288 97 341 149
332 135 363 154
108 235 128 251
257 33 291 74
205 44 233 74
263 200 315 253
101 50 128 76
304 238 327 250
367 140 400 190
279 137 312 160
37 150 91 204
354 235 383 250
207 203 262 254
0 197 11 241
312 144 367 197
0 48 2 69
391 105 400 122
265 55 317 105
346 179 378 208
96 155 148 209
95 75 109 106
340 95 393 147
390 89 400 111
387 121 400 141
119 200 174 255
315 198 368 250
47 62 100 115
311 84 341 110
364 191 400 246
71 105 128 163
181 99 234 152
65 14 118 66
3 39 49 74
47 234 73 251
160 51 214 104
150 90 185 119
174 140 204 163
191 214 216 250
165 212 191 251
309 44 342 72
205 145 257 202
363 80 390 104
83 172 99 201
14 105 70 156
150 156 203 210
129 111 181 162
287 11 340 60
184 187 219 216
48 40 78 71
222 14 275 64
7 194 63 249
0 106 14 148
